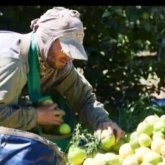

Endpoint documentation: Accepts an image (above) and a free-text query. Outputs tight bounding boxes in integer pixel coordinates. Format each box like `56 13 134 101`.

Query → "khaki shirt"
0 31 110 131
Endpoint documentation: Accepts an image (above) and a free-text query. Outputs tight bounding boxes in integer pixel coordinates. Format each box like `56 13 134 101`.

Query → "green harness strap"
27 33 74 152
27 33 42 105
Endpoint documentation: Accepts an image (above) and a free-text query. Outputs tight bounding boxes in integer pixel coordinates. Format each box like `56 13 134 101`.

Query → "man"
0 7 124 145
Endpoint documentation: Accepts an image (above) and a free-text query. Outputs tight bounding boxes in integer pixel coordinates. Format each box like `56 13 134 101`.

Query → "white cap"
59 31 88 60
31 7 88 61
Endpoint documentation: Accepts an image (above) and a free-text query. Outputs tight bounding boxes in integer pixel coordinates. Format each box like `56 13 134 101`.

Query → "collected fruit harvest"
66 114 165 165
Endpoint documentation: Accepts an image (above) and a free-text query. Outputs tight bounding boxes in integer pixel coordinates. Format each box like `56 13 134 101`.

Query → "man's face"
47 39 73 69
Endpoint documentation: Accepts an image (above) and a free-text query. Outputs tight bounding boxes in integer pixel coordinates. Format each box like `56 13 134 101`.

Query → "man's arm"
0 105 37 130
0 57 37 130
54 63 110 130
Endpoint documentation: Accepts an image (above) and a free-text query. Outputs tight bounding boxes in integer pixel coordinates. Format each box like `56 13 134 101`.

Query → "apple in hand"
38 96 54 105
58 123 71 135
100 129 116 151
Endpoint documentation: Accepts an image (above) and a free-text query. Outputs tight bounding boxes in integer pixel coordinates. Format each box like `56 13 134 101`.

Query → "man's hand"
36 104 65 125
94 120 125 142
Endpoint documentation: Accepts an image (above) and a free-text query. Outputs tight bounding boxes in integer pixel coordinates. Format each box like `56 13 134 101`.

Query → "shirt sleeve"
0 105 37 130
0 57 37 130
54 63 110 130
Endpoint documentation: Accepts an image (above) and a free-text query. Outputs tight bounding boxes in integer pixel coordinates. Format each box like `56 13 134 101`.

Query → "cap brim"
59 37 88 61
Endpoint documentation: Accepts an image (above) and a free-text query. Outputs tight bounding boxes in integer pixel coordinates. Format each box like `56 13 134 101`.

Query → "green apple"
93 153 105 159
93 153 107 165
100 134 116 151
152 131 165 140
112 137 125 153
138 133 151 147
130 131 138 140
153 121 165 132
83 158 94 165
113 132 130 152
136 121 153 136
119 143 134 159
160 144 165 157
92 159 106 165
144 115 159 124
103 153 121 165
123 133 131 142
41 99 54 105
122 155 139 165
58 123 71 135
38 96 54 105
143 151 162 165
151 137 165 153
135 147 151 163
67 145 86 165
157 162 165 165
130 138 140 150
160 115 165 124
140 162 153 165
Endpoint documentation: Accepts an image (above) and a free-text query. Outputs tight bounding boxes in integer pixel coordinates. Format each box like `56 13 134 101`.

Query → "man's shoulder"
0 30 21 36
0 30 22 42
0 30 23 59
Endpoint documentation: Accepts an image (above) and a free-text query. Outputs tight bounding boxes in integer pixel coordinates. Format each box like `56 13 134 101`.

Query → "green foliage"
78 7 165 132
69 123 99 155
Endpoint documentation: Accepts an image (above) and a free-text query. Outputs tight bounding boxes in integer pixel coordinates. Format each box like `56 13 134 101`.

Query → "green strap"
27 33 42 105
27 35 75 152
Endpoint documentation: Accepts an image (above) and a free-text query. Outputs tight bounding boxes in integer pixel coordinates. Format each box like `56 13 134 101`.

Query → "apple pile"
66 114 165 165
